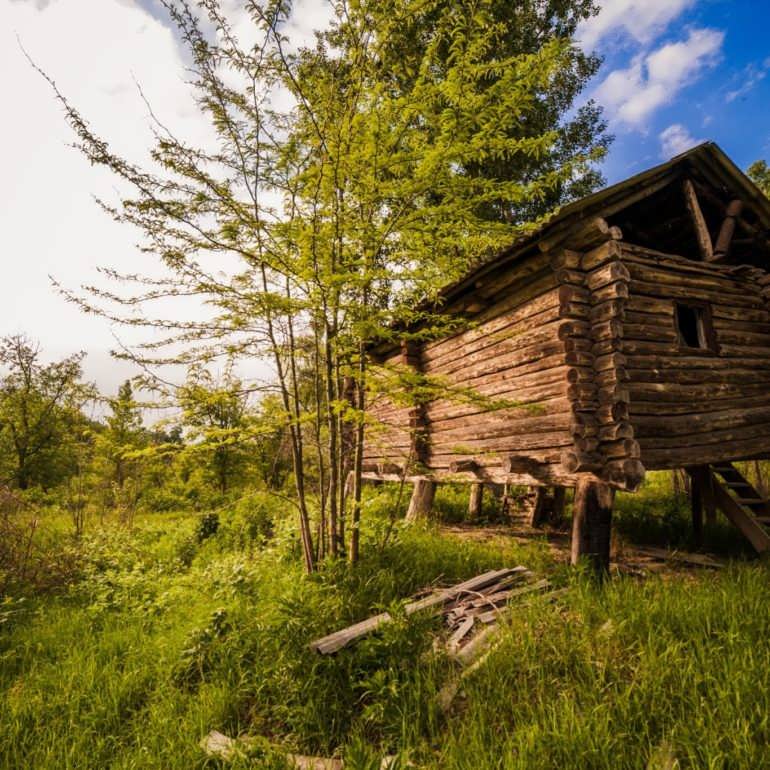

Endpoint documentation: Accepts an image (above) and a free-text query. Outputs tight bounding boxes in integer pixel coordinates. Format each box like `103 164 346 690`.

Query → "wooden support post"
570 478 615 575
468 482 484 520
683 179 714 261
704 475 717 525
552 486 566 523
689 466 705 546
688 465 716 527
530 487 548 527
406 480 436 522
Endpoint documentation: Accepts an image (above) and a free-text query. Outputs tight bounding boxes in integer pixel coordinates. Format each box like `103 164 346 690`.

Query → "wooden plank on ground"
447 617 475 654
633 546 724 569
310 567 527 654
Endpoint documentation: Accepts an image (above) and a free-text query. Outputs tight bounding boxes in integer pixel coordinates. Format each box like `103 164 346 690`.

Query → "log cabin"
363 142 770 571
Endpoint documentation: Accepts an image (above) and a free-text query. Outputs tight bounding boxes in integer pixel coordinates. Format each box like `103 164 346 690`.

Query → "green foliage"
195 512 220 543
177 367 254 495
92 379 145 494
748 159 770 196
359 0 610 224
218 492 277 550
613 470 752 555
41 0 610 568
2 501 770 769
0 334 94 490
174 607 231 690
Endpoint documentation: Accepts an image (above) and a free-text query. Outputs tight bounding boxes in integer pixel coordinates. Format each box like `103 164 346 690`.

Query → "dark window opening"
674 302 717 352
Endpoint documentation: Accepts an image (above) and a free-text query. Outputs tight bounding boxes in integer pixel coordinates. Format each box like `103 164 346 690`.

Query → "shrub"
218 492 278 550
196 512 220 543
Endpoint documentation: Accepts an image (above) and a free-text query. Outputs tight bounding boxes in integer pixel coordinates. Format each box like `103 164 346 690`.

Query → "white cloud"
1 0 335 394
595 28 724 127
726 58 770 103
577 0 696 49
659 124 703 159
0 0 280 392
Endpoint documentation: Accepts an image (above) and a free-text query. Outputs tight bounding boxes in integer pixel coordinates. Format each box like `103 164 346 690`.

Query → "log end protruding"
449 459 480 475
561 449 602 474
377 461 404 476
602 458 646 491
540 217 623 254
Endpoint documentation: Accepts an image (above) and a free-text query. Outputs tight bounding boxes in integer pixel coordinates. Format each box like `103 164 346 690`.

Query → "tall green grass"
1 481 768 768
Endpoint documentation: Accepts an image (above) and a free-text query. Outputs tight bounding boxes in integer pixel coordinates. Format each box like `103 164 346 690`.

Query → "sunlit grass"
1 482 768 768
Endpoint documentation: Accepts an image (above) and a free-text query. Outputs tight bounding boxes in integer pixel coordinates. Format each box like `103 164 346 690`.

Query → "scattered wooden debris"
633 546 724 569
201 730 242 761
310 567 530 654
438 587 570 713
201 730 402 769
310 567 573 718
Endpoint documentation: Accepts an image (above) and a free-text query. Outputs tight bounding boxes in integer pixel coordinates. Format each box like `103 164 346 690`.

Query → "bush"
196 512 220 542
219 492 278 550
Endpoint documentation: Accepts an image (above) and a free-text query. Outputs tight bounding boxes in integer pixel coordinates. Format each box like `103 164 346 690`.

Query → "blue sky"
583 0 770 183
0 0 768 391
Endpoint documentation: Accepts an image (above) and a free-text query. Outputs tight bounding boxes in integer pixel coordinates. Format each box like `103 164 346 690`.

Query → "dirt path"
440 523 725 575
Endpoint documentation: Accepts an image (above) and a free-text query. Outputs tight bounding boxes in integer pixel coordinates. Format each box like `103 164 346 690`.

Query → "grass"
1 478 769 768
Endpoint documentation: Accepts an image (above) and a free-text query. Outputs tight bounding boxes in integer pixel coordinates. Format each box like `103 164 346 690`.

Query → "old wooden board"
310 567 528 654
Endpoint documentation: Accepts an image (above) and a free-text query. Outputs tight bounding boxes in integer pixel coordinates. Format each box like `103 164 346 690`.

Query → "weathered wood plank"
310 568 527 654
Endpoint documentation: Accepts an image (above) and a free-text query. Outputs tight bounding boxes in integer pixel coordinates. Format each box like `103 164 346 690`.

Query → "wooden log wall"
363 251 578 486
558 241 644 490
617 243 770 469
363 235 770 488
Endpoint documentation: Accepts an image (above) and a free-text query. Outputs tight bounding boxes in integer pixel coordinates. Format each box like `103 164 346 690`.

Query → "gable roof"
439 142 770 306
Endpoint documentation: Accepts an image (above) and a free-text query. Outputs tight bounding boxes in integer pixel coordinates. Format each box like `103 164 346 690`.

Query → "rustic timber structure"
363 143 770 571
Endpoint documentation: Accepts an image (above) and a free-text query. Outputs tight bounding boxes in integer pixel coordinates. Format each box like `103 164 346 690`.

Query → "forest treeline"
0 334 291 527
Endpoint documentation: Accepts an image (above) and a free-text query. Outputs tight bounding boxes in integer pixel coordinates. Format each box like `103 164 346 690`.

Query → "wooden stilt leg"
689 465 716 529
406 480 436 522
468 482 483 520
689 466 704 546
552 486 566 524
570 478 615 575
703 471 717 526
529 487 548 527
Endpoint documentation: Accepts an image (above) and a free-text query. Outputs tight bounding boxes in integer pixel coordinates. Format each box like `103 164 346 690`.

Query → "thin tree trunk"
313 321 327 560
324 329 340 557
259 265 314 572
349 350 366 563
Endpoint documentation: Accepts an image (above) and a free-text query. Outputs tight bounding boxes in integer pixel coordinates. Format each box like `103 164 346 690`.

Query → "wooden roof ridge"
437 142 770 307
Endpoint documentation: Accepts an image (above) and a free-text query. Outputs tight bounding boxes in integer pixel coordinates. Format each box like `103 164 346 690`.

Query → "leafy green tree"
251 394 292 489
358 0 609 223
178 368 251 496
42 0 609 570
749 160 770 196
0 335 93 490
100 380 144 488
